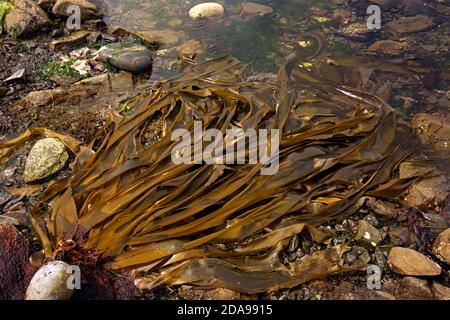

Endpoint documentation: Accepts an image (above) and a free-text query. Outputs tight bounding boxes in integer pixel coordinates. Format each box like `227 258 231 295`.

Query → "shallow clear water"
104 0 337 72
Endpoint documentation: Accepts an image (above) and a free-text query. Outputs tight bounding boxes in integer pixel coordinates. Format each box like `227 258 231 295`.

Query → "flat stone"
241 2 274 16
23 138 69 183
136 29 182 48
387 247 442 276
387 15 435 34
4 68 26 82
50 30 93 50
432 228 450 265
97 43 152 73
404 175 449 210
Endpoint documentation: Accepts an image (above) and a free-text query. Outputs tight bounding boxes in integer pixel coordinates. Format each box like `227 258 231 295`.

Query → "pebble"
355 220 382 247
387 247 442 276
97 43 152 73
387 15 435 34
26 261 74 300
241 2 274 16
23 138 69 183
189 2 225 20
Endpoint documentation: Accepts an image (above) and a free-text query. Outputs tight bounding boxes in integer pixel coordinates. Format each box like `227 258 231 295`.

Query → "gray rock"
4 68 26 83
23 138 69 183
4 0 51 38
97 43 152 73
26 261 74 300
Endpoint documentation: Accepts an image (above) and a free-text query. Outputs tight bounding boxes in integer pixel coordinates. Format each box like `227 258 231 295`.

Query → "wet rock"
410 112 450 153
176 39 204 58
387 15 435 34
337 22 379 42
4 0 51 38
355 220 382 247
26 261 74 300
388 226 416 247
23 138 69 183
0 224 36 299
368 40 411 56
52 0 106 20
387 247 442 276
241 2 273 16
399 161 431 179
431 282 450 300
384 276 433 300
432 228 450 265
404 175 449 210
0 86 8 97
365 197 406 221
189 2 224 20
177 286 255 300
97 43 152 73
136 29 182 48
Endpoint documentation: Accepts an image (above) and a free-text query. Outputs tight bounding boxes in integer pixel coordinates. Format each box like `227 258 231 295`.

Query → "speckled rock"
432 228 450 265
26 261 74 300
23 138 68 183
97 43 152 73
189 2 224 20
355 220 382 247
387 247 442 276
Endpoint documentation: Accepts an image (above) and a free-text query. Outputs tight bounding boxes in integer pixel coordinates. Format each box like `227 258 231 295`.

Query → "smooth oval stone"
97 43 152 73
26 261 74 300
189 2 225 20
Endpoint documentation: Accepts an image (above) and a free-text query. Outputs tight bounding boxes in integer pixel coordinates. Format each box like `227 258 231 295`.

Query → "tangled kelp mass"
0 55 419 293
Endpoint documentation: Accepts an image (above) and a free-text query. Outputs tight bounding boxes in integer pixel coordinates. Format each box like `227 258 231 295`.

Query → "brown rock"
52 0 106 20
432 228 450 265
241 2 274 16
136 30 183 48
404 175 449 210
410 112 450 153
50 30 92 50
177 286 255 300
355 220 382 246
387 247 442 276
387 15 435 34
4 0 51 38
431 282 450 300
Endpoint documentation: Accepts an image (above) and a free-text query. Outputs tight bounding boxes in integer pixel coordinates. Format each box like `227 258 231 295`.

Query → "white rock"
189 2 224 20
26 261 74 300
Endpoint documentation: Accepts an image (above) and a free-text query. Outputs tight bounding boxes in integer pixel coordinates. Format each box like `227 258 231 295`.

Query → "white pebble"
189 2 225 20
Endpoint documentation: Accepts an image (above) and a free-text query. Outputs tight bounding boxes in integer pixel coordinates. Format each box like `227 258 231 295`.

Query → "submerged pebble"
189 2 224 20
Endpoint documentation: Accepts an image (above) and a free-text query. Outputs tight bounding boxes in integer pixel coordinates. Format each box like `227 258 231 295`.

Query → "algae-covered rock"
23 138 68 183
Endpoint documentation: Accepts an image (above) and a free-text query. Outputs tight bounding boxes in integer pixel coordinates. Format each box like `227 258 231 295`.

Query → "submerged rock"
241 2 273 16
97 43 152 73
189 2 224 20
4 0 51 38
355 220 382 247
23 138 69 183
26 261 74 300
432 228 450 265
387 15 435 34
387 247 442 276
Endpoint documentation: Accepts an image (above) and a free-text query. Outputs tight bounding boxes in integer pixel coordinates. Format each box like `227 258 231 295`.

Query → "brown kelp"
0 55 418 293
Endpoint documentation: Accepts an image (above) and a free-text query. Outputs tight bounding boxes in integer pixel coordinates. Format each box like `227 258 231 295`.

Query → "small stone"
52 0 106 20
189 2 224 20
388 226 414 247
387 15 434 34
136 29 182 48
241 2 273 16
26 261 74 300
4 0 51 38
404 176 449 210
431 282 450 300
4 68 26 83
23 138 69 183
97 43 152 73
411 112 450 153
387 247 442 276
432 228 450 265
355 220 382 246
